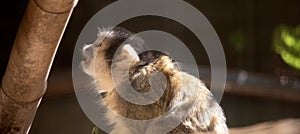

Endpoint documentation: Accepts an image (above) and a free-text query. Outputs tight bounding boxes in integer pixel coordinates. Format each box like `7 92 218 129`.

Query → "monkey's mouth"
81 44 97 76
82 44 95 62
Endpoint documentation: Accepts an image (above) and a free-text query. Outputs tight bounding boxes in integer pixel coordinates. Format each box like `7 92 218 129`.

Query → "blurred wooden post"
229 118 300 134
0 0 78 133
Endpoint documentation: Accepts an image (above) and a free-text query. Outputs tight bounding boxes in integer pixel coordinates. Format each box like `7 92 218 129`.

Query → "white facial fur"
81 28 118 92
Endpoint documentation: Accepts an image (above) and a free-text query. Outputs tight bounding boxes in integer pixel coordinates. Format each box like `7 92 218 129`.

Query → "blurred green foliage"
273 25 300 70
91 127 99 134
229 31 247 54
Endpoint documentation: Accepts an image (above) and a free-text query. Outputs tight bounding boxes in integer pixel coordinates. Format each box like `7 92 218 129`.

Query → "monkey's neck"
94 53 114 92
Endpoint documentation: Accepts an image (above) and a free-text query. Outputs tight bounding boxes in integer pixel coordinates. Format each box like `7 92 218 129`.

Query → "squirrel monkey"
81 27 228 134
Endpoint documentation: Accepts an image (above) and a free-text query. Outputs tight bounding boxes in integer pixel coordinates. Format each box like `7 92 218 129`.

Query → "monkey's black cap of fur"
105 27 144 65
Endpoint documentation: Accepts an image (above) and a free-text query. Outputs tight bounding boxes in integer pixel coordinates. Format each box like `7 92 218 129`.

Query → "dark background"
1 0 300 133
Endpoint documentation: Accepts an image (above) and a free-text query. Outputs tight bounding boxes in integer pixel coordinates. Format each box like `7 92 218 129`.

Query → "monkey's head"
81 27 144 91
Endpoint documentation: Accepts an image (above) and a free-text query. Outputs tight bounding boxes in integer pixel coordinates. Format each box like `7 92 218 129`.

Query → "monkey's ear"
111 44 140 73
117 44 140 63
127 35 145 53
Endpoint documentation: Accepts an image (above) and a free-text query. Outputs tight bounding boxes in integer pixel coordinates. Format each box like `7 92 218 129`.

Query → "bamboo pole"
0 0 78 133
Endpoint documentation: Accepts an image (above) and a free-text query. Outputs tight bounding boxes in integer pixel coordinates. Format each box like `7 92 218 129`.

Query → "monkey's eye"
95 43 102 48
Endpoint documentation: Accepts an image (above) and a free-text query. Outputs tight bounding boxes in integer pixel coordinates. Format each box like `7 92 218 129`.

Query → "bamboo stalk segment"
0 0 77 133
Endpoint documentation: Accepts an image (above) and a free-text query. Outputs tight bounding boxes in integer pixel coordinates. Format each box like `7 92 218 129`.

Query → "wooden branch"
230 118 300 134
225 82 300 103
196 118 300 134
90 118 300 134
0 0 77 133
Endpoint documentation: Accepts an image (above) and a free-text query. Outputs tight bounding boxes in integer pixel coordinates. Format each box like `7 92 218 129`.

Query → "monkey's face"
81 28 123 92
81 37 112 77
81 27 144 92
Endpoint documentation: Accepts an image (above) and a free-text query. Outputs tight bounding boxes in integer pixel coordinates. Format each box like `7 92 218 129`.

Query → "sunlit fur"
81 27 228 134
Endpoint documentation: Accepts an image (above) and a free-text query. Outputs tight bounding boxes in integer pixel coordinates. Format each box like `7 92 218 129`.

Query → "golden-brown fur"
103 53 228 134
81 27 228 134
